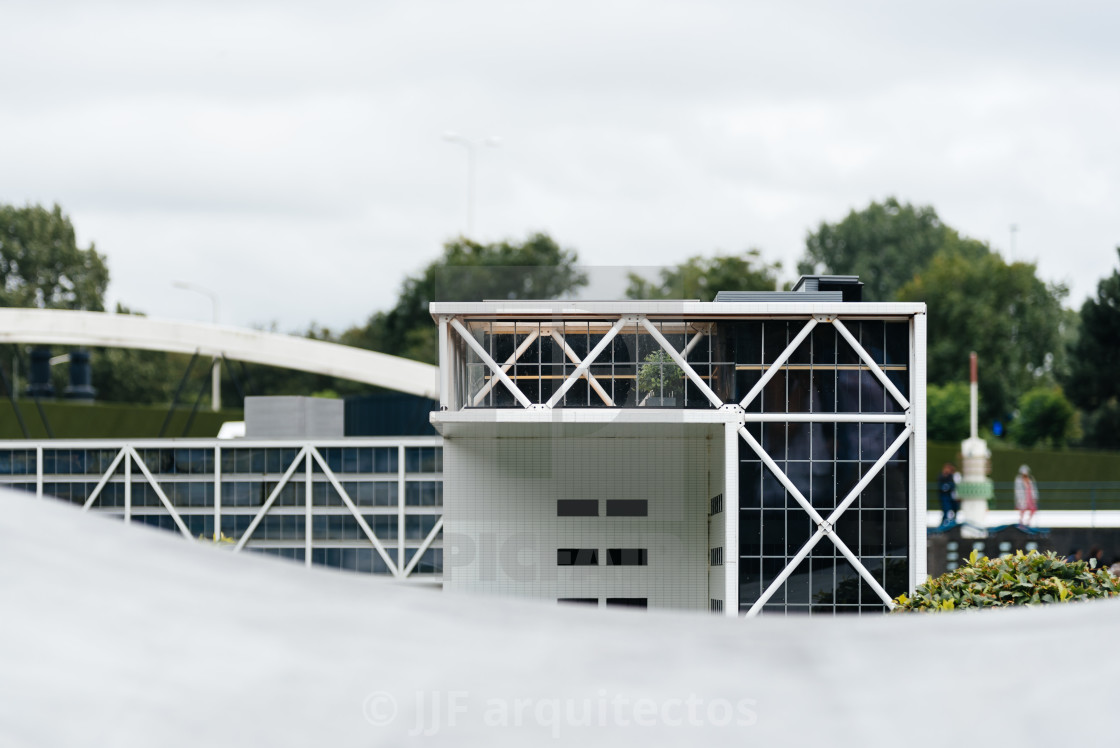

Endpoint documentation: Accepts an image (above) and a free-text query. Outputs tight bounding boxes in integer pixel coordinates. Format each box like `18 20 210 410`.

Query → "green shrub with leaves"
893 550 1119 612
637 350 684 401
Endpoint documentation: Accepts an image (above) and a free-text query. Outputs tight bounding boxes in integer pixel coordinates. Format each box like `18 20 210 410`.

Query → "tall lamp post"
173 281 222 412
442 131 501 238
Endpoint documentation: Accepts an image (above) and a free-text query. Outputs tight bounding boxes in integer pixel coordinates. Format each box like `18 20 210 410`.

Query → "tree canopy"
1010 386 1078 449
1065 248 1120 412
341 233 587 364
625 250 780 301
898 251 1067 423
799 197 987 302
927 382 970 442
0 203 108 310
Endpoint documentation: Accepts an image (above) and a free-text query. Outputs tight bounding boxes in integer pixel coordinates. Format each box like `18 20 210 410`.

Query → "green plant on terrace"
637 350 684 401
893 550 1119 612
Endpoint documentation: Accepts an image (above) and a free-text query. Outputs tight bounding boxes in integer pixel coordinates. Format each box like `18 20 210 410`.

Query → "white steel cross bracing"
81 447 128 510
233 447 310 552
308 447 401 577
549 329 615 406
450 317 533 408
471 328 540 406
832 319 910 411
127 446 193 539
739 318 819 409
739 424 913 617
79 445 192 539
545 316 629 408
16 439 442 581
638 317 723 409
401 516 444 576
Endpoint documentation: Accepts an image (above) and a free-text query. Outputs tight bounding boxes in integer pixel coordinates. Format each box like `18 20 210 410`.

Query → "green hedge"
928 440 1120 483
0 400 241 439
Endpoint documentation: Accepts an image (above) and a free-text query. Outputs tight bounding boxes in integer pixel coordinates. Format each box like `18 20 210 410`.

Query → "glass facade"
462 319 721 408
0 440 443 578
734 320 910 615
458 317 909 414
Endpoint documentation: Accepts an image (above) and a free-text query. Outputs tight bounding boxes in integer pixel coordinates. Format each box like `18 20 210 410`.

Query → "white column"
213 444 222 541
910 312 928 588
305 449 313 567
438 316 451 411
35 445 43 499
724 420 740 616
398 445 407 575
123 446 132 523
211 358 221 413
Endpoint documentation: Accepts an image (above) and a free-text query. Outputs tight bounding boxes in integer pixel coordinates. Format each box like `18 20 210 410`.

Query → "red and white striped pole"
969 351 978 440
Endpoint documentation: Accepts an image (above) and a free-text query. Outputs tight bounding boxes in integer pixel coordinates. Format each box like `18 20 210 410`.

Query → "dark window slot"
557 548 598 566
606 597 648 608
606 499 648 517
606 548 648 566
557 499 599 517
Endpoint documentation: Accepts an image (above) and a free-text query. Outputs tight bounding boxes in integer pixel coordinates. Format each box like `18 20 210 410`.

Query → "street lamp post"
173 281 222 412
442 132 501 238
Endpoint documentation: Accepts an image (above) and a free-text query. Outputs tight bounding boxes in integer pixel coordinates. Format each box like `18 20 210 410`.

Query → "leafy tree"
927 382 970 442
1010 386 1077 448
1081 402 1120 450
0 203 108 310
625 250 780 301
898 252 1068 424
1065 247 1120 413
799 197 986 301
342 233 587 364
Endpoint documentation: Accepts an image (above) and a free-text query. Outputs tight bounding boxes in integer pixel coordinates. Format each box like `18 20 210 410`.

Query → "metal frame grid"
0 437 444 580
736 318 912 616
433 301 925 617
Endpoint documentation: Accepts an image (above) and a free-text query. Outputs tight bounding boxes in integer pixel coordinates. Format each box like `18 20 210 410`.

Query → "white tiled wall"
443 433 715 611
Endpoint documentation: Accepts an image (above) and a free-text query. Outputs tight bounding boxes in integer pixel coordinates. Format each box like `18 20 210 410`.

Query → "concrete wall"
443 432 716 611
245 397 344 438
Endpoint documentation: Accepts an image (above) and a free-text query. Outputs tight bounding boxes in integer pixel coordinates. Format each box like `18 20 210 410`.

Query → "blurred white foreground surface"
2 489 1118 747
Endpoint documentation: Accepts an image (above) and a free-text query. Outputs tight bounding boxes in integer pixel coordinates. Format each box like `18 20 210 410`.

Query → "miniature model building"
430 276 927 616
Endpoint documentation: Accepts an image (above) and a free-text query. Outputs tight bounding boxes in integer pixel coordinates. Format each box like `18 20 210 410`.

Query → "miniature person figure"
938 463 957 526
1014 464 1038 526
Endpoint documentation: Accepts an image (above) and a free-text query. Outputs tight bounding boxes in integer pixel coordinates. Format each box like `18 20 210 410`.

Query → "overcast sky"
3 0 1118 331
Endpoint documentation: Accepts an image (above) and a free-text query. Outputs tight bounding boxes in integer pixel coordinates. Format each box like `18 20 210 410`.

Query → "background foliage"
2 198 1118 458
1065 248 1120 448
926 383 970 442
0 203 108 311
1009 387 1078 448
341 233 587 365
625 250 779 301
798 197 987 302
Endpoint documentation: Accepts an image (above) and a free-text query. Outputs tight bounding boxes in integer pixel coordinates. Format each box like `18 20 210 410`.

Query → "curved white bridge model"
0 308 438 399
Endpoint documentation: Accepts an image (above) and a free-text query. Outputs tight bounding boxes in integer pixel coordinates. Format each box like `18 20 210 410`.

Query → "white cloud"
1 0 1117 330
